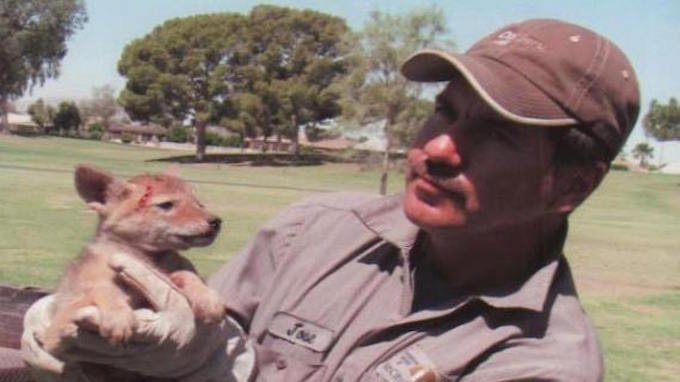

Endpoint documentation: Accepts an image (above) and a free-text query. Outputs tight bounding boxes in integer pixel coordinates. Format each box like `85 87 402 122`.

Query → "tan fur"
42 165 225 354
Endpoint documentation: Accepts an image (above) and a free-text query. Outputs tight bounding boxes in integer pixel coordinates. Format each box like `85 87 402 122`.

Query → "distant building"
7 113 36 127
106 121 166 143
302 137 355 151
299 123 355 152
206 125 238 139
6 113 42 134
245 136 293 152
312 119 405 153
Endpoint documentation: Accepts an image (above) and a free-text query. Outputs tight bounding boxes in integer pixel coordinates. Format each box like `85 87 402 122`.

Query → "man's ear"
74 165 129 214
548 162 608 214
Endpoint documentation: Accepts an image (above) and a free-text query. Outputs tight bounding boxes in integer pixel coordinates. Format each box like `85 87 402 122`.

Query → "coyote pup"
42 165 225 353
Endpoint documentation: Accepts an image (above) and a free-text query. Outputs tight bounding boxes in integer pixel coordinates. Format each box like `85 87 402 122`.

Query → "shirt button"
275 358 287 370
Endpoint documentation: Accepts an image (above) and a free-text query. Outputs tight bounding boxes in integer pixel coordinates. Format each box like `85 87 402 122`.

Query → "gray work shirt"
209 192 603 382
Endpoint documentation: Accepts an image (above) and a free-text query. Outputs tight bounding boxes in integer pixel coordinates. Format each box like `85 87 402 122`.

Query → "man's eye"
490 128 506 139
156 201 175 210
435 102 457 121
488 127 519 147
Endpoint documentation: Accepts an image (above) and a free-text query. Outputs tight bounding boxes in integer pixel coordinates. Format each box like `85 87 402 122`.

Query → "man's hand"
21 253 255 382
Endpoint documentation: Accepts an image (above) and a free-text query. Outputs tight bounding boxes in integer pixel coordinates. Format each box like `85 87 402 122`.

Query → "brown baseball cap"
401 19 640 161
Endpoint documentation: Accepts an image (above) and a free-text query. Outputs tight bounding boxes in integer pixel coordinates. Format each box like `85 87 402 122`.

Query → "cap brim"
401 49 577 127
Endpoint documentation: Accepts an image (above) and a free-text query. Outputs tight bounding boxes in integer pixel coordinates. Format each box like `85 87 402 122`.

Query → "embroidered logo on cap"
374 346 440 382
493 30 517 46
492 30 545 51
268 311 334 353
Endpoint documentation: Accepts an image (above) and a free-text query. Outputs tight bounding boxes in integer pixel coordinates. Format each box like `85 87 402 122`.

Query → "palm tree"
632 142 654 168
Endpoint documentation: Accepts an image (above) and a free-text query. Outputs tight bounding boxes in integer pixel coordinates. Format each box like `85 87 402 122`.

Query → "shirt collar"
475 257 560 312
476 223 568 312
352 193 420 252
352 193 568 313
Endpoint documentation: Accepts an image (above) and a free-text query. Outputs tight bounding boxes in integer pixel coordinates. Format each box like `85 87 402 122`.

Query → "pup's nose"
208 217 222 232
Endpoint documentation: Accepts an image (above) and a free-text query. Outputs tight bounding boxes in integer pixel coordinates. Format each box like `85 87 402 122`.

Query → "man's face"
404 81 558 233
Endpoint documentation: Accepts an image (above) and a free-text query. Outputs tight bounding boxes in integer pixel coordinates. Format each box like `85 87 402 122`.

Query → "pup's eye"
156 201 175 211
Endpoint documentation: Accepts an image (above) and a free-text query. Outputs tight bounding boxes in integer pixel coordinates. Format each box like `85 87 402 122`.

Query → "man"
23 18 639 381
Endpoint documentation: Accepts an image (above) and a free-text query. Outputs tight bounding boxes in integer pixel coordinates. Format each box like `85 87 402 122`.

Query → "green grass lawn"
1 135 678 380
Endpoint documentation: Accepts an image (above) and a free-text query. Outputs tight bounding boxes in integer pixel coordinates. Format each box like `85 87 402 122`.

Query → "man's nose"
422 133 462 167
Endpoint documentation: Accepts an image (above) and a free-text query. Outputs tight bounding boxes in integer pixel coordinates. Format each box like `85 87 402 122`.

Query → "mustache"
409 159 463 192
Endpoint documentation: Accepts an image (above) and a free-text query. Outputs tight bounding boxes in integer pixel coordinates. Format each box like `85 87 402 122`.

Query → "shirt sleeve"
207 202 306 331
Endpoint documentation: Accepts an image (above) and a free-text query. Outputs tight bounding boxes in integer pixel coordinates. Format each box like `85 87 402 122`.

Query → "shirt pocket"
254 311 334 381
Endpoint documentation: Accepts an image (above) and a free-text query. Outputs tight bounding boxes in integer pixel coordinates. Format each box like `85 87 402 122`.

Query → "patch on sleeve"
373 346 440 382
267 311 334 353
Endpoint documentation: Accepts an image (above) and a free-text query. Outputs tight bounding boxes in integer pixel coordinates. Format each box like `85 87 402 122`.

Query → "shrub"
222 135 243 148
205 132 242 147
610 162 629 172
121 132 134 144
299 145 320 155
13 125 40 136
167 126 189 143
87 123 105 140
204 132 226 146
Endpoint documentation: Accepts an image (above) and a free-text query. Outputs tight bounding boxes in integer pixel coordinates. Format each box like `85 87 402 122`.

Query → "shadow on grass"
147 152 346 167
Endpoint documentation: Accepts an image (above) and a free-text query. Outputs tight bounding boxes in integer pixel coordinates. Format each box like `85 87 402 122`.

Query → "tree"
341 7 452 194
238 5 349 157
52 101 81 133
118 7 348 160
632 142 654 168
391 98 434 147
118 13 248 161
643 97 680 164
80 85 118 128
220 93 264 150
5 101 16 113
27 98 55 133
0 0 87 133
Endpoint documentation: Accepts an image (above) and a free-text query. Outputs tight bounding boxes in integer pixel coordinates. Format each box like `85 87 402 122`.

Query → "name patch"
268 311 334 353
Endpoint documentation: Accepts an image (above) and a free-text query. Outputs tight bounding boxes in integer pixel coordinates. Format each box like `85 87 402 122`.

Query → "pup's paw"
191 288 227 324
170 271 226 323
41 322 78 354
97 305 137 345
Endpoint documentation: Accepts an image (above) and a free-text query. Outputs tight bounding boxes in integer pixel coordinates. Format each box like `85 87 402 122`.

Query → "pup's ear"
74 165 129 211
